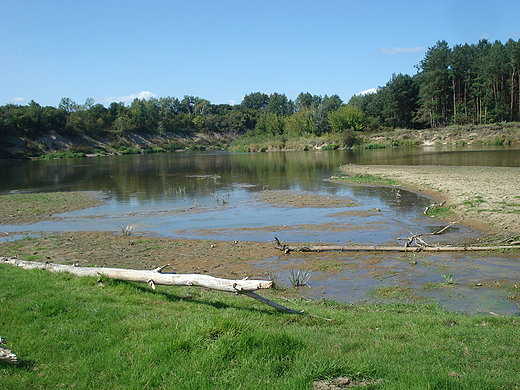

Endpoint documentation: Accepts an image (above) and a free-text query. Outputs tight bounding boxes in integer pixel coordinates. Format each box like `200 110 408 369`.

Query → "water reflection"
2 146 519 199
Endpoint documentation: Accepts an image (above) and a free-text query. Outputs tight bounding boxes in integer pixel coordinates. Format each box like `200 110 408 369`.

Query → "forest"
1 38 520 147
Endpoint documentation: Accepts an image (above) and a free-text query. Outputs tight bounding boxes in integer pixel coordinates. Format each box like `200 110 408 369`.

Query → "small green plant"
461 195 487 208
425 205 453 218
441 273 453 284
288 269 311 287
165 186 186 197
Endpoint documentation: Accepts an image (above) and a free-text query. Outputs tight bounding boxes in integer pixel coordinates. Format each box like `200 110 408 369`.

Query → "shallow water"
1 146 519 315
264 251 520 315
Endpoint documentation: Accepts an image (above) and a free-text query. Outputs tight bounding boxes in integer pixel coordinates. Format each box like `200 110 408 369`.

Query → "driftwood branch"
273 237 520 253
0 258 300 314
2 258 271 292
431 218 463 235
240 291 304 315
396 219 465 248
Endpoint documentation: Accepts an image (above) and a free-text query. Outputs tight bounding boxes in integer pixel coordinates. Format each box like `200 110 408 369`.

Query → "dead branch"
395 218 465 249
273 238 520 253
1 258 271 292
402 229 431 248
240 291 304 315
430 218 464 235
0 257 301 314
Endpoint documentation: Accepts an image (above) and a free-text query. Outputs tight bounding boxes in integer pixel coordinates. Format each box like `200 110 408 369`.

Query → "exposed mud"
0 231 275 278
0 191 107 225
255 190 358 208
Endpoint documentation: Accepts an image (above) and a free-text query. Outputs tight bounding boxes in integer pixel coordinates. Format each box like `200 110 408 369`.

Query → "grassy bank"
1 264 519 389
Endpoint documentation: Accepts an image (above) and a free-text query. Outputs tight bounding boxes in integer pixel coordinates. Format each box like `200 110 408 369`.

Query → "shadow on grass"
0 359 36 370
114 279 277 315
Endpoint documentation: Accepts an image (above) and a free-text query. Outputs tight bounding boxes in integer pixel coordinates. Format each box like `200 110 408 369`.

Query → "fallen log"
277 244 520 253
1 258 271 292
0 257 300 314
273 237 520 253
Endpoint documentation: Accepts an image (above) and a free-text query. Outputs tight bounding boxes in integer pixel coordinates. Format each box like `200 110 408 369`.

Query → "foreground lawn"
1 265 519 389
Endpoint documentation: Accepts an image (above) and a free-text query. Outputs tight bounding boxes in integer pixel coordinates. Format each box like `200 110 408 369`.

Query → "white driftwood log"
1 257 302 314
1 258 271 292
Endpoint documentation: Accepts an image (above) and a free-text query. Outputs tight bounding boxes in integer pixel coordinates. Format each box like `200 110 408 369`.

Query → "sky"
2 0 520 108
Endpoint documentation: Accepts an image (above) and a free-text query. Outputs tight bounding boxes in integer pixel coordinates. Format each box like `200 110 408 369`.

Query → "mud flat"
340 165 520 235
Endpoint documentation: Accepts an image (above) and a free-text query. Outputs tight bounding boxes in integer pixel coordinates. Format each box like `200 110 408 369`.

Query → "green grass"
424 205 454 218
1 265 520 389
461 195 487 208
312 261 345 272
370 286 416 301
334 173 398 186
37 151 86 159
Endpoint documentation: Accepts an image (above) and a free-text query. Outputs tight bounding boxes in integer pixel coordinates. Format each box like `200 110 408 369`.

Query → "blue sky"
2 0 520 107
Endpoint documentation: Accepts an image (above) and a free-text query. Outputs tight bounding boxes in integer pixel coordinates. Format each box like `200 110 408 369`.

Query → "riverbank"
2 123 519 159
340 165 520 235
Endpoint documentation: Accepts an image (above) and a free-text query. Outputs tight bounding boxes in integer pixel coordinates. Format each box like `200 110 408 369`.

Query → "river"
1 145 519 315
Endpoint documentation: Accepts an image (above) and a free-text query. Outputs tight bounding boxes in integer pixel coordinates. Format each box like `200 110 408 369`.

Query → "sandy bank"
340 165 520 235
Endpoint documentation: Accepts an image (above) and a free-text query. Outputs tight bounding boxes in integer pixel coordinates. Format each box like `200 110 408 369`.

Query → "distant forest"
2 38 520 142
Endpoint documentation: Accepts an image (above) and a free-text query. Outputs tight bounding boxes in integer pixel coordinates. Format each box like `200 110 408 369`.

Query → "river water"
1 145 519 315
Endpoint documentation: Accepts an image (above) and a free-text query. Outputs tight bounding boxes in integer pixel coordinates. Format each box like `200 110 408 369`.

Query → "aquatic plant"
441 273 453 284
288 269 311 287
120 224 136 236
213 192 229 204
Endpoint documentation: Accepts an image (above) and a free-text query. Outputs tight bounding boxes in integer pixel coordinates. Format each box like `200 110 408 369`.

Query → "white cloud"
97 91 157 105
357 88 377 96
379 47 423 55
10 97 26 104
227 99 236 105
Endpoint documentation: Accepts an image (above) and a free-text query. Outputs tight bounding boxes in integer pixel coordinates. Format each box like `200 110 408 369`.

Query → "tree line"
352 38 520 128
2 38 519 143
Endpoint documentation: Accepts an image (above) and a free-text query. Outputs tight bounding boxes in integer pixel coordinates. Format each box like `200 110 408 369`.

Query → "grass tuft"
288 269 312 287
